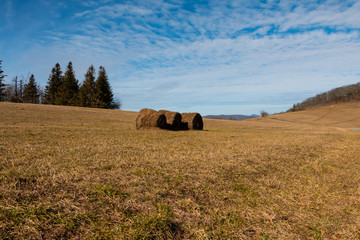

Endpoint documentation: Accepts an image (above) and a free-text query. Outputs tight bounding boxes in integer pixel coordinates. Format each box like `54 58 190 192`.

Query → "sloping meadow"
1 102 360 239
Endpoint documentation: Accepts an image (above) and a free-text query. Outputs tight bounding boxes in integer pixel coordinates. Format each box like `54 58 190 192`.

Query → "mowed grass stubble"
1 102 360 239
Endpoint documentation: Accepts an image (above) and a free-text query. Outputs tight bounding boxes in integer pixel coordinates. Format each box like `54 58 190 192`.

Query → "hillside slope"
291 82 360 111
268 102 360 128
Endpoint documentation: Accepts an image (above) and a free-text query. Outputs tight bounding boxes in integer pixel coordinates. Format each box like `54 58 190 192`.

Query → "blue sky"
1 0 360 115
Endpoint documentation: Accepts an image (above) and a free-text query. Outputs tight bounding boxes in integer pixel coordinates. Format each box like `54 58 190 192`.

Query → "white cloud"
75 3 154 18
0 0 14 30
278 1 360 31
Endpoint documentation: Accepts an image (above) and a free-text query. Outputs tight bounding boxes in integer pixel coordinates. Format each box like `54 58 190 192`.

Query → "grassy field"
1 102 360 239
268 102 360 129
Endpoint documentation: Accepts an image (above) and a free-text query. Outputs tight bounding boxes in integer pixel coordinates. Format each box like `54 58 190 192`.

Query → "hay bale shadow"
159 110 186 131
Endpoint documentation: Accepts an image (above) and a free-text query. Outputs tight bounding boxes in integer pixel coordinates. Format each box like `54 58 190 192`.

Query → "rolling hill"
290 82 360 111
268 102 360 129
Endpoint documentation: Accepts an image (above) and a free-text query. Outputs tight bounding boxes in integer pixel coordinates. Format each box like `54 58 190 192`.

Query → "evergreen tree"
43 63 62 104
79 65 96 107
0 60 6 101
23 74 40 103
55 62 79 106
95 66 114 109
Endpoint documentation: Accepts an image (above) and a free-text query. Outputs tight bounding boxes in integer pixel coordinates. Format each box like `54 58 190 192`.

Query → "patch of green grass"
85 183 129 199
232 183 251 193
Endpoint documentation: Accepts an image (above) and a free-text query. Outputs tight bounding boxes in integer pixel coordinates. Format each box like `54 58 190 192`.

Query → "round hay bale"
159 110 182 130
136 108 167 130
181 112 203 130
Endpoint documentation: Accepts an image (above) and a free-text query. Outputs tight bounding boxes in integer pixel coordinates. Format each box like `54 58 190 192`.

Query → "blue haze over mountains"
204 114 259 121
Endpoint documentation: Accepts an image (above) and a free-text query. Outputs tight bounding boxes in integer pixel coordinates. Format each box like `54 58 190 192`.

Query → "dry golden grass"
267 102 360 129
1 102 360 239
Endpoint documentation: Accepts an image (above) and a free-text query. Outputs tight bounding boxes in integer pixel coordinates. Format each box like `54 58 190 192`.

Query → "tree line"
0 60 5 101
1 61 37 103
0 60 120 109
289 82 360 111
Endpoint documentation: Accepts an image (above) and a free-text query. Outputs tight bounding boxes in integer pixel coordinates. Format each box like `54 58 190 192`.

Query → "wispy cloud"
74 3 153 18
0 0 14 31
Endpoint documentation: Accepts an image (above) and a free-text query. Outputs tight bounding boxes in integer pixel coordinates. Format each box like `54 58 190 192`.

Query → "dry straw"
181 113 203 130
159 110 183 130
136 108 167 130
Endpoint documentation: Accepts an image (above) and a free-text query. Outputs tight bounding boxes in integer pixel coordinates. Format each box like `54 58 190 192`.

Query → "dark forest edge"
288 82 360 112
0 60 120 110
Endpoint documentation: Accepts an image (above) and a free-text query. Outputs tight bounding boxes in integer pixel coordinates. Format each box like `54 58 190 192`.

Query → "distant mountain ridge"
204 114 259 121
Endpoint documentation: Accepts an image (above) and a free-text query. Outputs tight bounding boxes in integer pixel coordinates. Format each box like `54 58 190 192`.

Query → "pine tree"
95 66 114 109
43 63 62 104
23 74 40 103
55 62 79 106
79 65 96 107
0 60 6 101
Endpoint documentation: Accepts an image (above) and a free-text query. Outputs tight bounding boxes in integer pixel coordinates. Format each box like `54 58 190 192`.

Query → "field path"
311 105 333 123
263 117 309 126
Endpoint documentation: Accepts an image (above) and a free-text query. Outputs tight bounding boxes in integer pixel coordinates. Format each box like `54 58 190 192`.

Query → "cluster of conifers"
136 108 203 130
